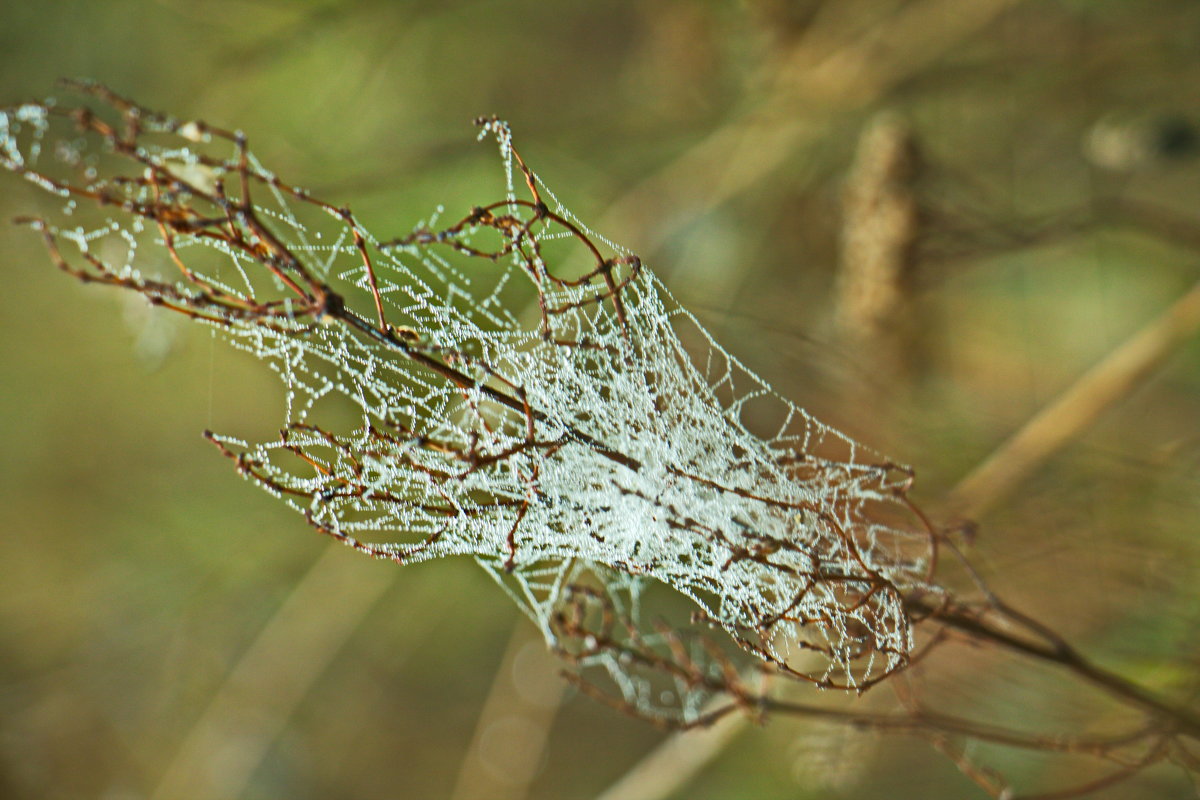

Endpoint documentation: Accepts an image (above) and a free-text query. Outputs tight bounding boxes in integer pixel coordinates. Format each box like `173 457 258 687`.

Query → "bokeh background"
1 1 1198 798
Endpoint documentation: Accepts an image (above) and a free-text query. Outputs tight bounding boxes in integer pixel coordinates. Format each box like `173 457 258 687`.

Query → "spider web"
2 86 936 722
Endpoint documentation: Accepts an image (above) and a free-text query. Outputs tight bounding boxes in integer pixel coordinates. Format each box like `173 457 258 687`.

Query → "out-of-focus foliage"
0 2 1197 799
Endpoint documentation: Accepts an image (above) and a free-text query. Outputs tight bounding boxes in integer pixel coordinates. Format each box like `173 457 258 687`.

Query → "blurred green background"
1 1 1198 798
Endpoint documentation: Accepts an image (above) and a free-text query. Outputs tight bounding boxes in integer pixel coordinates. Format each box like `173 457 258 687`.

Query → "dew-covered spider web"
1 83 936 723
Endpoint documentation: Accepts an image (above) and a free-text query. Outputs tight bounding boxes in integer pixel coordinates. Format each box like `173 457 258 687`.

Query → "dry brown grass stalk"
835 111 922 385
945 279 1200 521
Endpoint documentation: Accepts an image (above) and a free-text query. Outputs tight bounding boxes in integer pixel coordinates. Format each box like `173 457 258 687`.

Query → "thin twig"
586 281 1200 800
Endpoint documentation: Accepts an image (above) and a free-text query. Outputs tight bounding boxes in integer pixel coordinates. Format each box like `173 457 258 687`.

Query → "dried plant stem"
915 595 1200 738
834 111 921 385
589 282 1200 798
944 279 1200 520
576 583 1196 800
757 698 1150 755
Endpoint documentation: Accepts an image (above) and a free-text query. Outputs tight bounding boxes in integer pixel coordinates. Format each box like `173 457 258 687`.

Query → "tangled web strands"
2 84 935 721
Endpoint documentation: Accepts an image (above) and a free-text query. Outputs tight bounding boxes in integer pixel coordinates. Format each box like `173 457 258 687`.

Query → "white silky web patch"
1 86 935 722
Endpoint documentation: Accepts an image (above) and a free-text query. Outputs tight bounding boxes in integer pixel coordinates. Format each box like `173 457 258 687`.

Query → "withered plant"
2 82 1196 799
